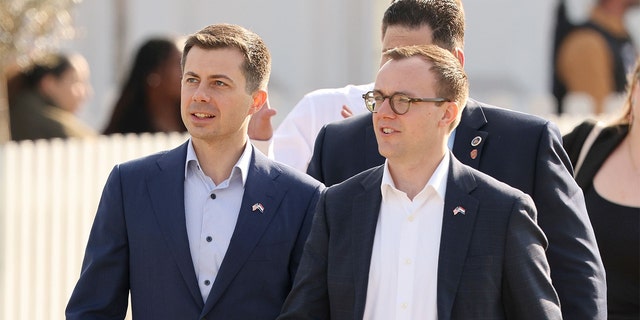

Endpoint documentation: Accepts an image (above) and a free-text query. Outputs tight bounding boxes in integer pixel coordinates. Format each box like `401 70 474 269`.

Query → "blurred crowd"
5 36 187 142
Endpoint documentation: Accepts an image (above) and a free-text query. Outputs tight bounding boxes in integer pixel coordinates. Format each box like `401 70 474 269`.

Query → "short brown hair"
182 23 271 93
383 44 469 129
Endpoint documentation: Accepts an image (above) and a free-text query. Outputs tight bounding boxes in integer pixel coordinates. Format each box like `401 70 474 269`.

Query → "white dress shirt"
184 140 251 302
363 152 449 320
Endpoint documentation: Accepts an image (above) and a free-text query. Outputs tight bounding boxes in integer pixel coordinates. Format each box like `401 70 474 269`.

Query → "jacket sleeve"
65 165 130 320
503 195 562 320
534 121 607 320
278 190 330 320
288 183 324 280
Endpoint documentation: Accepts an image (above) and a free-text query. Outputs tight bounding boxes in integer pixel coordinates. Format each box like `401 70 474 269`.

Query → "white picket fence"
0 111 607 319
0 132 189 320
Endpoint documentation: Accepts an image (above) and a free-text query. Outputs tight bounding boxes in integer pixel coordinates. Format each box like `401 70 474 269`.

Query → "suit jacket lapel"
437 155 479 319
352 167 384 319
201 148 280 314
147 141 204 307
453 99 488 169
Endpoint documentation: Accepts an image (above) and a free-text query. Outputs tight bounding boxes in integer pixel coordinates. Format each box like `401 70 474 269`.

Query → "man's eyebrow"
183 71 235 84
208 74 235 84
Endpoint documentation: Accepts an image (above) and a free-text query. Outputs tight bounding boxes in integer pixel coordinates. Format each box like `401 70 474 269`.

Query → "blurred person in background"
563 57 639 319
103 37 186 134
9 52 95 141
553 0 639 115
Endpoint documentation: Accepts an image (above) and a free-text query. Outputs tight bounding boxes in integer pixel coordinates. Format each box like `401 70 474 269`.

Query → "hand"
249 98 277 140
341 105 353 118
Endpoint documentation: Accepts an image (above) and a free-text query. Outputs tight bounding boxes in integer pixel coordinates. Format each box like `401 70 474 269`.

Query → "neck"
192 135 248 184
388 151 446 200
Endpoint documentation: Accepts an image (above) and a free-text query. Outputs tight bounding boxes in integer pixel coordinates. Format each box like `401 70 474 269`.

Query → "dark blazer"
562 120 629 190
281 155 562 320
307 98 606 320
66 141 324 320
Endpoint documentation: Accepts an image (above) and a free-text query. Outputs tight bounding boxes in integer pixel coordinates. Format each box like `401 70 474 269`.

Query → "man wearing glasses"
361 91 450 115
278 44 562 320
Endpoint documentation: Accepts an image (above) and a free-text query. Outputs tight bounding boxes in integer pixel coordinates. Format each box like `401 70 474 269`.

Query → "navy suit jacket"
66 141 324 320
281 155 562 319
307 99 606 320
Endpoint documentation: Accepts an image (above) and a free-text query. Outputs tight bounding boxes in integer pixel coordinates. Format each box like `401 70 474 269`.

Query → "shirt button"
206 236 213 242
407 215 415 222
210 193 216 200
204 280 211 286
401 303 408 309
404 258 412 265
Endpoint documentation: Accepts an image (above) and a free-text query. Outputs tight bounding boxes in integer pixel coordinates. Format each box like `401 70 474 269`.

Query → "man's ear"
249 89 268 115
453 47 465 68
440 101 459 128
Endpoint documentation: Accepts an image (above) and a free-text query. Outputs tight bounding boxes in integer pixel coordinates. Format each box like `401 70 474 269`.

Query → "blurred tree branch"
0 0 81 143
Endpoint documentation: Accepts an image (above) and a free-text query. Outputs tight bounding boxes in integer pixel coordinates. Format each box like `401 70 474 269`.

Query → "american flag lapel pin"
453 206 466 216
252 203 265 213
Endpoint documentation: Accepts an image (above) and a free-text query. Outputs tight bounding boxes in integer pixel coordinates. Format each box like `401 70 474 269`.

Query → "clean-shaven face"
180 46 259 144
373 56 450 164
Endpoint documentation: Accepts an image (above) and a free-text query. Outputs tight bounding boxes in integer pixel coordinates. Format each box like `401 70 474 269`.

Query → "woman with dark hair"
9 52 95 141
563 57 639 319
103 37 185 134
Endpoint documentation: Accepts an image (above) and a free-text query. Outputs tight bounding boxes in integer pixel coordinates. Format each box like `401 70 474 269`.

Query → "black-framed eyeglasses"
362 90 450 115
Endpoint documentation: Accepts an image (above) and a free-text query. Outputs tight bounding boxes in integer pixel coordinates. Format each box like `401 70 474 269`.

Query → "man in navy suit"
305 1 606 319
66 24 324 320
280 44 562 319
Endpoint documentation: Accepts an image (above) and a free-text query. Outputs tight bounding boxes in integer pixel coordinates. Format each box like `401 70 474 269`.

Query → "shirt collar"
381 151 450 200
184 138 252 187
